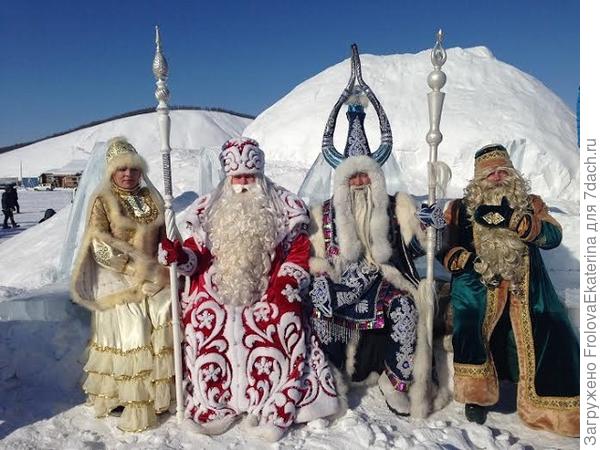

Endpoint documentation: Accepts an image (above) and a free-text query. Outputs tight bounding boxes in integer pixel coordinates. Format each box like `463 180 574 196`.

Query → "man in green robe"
440 144 579 437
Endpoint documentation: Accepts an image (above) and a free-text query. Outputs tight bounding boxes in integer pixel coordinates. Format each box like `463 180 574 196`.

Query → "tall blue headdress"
298 44 402 205
322 44 393 167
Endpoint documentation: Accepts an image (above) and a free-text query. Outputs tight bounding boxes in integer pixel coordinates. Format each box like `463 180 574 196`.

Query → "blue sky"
0 0 579 147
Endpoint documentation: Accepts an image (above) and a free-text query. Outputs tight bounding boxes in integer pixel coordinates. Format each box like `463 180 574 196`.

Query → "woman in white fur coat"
71 138 173 432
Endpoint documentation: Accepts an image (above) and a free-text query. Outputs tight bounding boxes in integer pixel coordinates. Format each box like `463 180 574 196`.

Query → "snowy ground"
0 292 580 449
0 187 581 450
0 189 72 245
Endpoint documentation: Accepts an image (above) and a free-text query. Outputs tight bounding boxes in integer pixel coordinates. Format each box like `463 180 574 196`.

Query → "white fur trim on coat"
394 192 425 247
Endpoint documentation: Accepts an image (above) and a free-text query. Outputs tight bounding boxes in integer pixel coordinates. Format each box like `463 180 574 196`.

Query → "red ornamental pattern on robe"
180 186 338 429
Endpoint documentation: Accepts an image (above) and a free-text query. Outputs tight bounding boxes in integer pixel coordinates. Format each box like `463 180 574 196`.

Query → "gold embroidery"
511 256 580 410
85 369 152 381
456 250 471 271
89 342 153 355
86 393 154 406
106 140 137 163
482 285 499 340
482 211 505 225
153 376 175 384
444 246 470 272
509 211 525 232
476 148 510 162
454 360 495 378
112 186 159 224
89 342 173 357
91 239 114 267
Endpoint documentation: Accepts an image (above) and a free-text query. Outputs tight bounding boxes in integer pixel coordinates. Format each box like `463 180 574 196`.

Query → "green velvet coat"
441 195 579 437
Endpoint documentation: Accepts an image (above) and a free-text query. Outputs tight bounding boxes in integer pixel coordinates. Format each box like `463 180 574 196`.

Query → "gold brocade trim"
87 392 117 400
456 250 472 271
90 342 153 355
112 185 159 224
454 360 495 378
153 376 175 384
86 392 154 406
89 342 173 357
106 140 137 163
470 225 507 376
475 148 510 163
509 211 525 232
482 284 499 342
511 255 580 410
444 246 470 272
85 369 152 381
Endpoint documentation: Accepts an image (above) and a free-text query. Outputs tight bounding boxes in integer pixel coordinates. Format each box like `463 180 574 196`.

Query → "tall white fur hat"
219 137 265 176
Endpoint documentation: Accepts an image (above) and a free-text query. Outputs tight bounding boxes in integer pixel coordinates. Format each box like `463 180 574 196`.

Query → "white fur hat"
219 137 265 176
105 137 148 175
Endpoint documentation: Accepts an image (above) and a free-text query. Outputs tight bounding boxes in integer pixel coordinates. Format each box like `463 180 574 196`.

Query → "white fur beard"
350 185 375 265
207 183 278 306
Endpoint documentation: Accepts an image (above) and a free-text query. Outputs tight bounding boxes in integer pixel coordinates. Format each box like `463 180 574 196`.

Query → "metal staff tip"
431 29 447 68
153 26 168 81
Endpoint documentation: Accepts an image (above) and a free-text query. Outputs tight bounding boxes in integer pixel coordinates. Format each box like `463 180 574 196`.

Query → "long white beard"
466 176 529 289
207 182 278 306
350 185 376 266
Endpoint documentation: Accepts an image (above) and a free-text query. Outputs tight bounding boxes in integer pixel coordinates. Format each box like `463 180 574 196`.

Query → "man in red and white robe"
159 138 338 441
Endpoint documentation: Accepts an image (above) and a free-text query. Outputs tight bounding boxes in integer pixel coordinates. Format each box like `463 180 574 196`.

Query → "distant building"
39 160 87 188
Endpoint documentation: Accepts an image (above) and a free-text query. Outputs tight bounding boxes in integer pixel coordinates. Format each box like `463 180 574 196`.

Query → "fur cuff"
309 256 335 277
394 192 424 246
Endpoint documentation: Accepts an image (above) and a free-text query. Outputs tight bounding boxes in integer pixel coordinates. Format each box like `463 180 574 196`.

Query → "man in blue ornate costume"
305 46 443 418
440 144 579 436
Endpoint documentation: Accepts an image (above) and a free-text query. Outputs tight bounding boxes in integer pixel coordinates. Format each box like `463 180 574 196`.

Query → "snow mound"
244 46 578 200
0 110 252 184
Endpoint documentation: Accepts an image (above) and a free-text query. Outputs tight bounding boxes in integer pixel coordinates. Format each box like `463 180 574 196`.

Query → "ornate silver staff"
425 30 447 345
152 26 184 422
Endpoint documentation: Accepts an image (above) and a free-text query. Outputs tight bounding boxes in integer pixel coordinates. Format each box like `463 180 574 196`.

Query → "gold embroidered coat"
71 182 174 432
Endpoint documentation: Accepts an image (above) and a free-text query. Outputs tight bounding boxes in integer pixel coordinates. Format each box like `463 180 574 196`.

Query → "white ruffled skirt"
82 289 174 432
